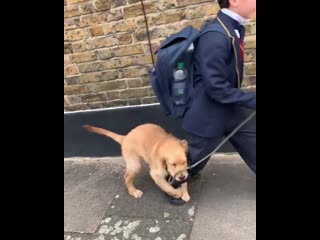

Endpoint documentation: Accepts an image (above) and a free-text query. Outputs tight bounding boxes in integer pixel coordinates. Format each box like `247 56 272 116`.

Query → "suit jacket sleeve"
198 31 256 109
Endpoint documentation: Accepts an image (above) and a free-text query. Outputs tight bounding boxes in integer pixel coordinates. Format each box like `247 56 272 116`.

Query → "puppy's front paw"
171 188 183 199
133 189 144 198
181 193 190 202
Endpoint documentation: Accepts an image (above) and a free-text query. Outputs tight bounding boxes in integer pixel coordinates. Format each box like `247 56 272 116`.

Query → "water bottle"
172 62 187 105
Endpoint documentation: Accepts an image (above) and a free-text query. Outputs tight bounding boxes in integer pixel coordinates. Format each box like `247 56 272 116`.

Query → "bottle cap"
177 62 184 68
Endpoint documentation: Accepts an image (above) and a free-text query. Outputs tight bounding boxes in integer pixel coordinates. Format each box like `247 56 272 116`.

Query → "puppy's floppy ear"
181 139 188 151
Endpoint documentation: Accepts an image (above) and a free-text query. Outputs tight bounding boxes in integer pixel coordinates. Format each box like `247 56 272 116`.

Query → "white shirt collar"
221 8 249 26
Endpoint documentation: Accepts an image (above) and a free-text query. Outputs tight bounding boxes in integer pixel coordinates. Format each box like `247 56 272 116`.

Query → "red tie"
239 38 244 61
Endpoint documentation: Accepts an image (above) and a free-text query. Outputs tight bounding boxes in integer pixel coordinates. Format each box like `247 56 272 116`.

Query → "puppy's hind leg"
123 152 143 199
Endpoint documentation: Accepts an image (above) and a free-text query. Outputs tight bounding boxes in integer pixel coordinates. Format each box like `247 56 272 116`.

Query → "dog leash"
169 110 256 184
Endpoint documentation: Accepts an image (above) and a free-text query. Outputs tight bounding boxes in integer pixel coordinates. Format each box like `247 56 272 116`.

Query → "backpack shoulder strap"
198 17 233 39
190 19 231 87
195 17 241 88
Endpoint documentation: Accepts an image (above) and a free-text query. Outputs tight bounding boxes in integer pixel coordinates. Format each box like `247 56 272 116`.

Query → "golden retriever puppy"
83 123 190 202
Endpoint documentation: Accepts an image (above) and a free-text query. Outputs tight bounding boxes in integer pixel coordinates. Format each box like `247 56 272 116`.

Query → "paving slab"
189 155 256 240
64 159 125 233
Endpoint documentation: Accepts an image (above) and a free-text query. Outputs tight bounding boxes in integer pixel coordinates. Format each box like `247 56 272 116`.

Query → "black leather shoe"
166 194 187 205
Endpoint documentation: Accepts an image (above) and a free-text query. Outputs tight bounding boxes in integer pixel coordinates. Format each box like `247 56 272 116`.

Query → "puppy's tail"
83 124 124 144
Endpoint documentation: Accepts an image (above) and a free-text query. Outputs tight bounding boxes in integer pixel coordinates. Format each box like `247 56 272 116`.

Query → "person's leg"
229 128 256 173
187 132 224 177
227 110 256 174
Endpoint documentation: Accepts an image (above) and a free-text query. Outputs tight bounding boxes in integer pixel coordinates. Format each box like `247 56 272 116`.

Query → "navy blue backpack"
149 19 227 119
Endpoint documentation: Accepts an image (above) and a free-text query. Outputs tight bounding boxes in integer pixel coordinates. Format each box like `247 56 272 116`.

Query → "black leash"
169 111 256 184
189 110 256 170
140 0 155 68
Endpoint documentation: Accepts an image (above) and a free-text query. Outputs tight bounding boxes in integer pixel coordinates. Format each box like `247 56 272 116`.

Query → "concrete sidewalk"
64 154 256 240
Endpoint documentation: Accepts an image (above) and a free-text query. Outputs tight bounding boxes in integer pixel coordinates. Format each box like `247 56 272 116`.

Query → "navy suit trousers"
187 109 256 175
